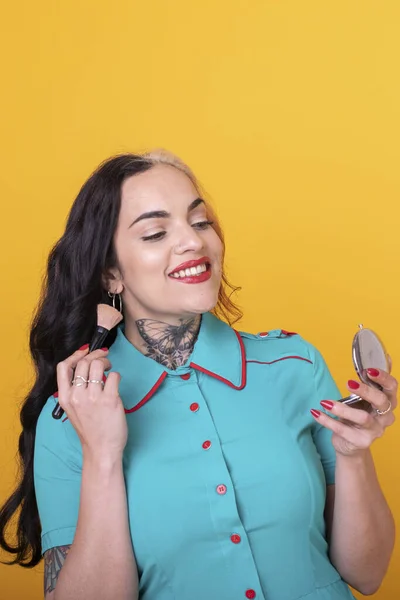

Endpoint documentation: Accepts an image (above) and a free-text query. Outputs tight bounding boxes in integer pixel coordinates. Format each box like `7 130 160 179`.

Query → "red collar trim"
190 330 247 390
124 371 168 414
122 329 247 414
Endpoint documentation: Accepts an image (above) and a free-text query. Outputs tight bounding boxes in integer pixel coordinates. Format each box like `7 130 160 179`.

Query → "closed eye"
192 220 214 230
141 231 166 242
142 220 213 241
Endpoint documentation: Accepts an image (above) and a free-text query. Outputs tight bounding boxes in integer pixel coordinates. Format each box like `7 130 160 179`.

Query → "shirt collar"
109 312 246 413
189 312 246 390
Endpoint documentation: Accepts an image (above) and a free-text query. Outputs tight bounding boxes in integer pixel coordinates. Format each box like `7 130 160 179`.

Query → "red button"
245 590 256 599
259 332 269 337
230 534 241 544
181 373 190 380
190 403 199 412
216 484 227 495
202 440 212 450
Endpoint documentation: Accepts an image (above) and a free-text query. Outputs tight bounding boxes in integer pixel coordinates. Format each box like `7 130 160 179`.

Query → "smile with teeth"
170 263 209 278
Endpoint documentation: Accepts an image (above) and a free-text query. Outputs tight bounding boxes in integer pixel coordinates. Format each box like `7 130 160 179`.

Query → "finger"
311 409 383 449
320 400 376 428
73 358 91 392
57 345 90 399
74 350 111 381
375 410 396 428
331 397 395 428
87 359 108 392
347 379 394 412
86 354 112 373
57 348 108 393
103 371 122 400
365 369 398 409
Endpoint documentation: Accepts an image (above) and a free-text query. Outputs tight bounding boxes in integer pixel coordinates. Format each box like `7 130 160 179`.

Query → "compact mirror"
340 325 390 412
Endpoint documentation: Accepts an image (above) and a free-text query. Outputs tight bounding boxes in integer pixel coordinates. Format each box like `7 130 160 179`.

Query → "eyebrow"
128 197 205 228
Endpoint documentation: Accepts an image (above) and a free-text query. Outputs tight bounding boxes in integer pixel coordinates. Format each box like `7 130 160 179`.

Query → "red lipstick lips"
169 256 212 284
169 256 210 275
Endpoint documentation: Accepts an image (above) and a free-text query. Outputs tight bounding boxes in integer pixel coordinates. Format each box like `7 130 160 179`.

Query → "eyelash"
141 220 214 242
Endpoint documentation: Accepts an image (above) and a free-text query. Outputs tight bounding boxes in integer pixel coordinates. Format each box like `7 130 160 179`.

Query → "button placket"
185 381 265 600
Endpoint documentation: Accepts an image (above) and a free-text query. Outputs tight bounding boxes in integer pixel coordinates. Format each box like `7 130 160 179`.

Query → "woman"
0 150 396 600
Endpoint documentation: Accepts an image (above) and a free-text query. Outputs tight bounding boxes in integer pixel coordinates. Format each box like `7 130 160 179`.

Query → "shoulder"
237 327 338 396
36 395 60 442
238 327 322 367
35 395 82 465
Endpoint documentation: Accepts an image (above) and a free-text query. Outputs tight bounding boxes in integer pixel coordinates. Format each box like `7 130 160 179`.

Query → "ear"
102 267 124 295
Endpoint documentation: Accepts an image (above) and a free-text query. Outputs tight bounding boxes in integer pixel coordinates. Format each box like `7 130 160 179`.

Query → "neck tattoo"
135 316 201 370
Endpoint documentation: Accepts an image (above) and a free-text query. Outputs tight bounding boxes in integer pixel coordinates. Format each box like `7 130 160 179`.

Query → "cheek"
207 226 222 250
210 233 223 263
115 238 166 279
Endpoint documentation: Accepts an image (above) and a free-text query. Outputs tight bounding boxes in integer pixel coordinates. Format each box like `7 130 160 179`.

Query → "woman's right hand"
56 346 128 462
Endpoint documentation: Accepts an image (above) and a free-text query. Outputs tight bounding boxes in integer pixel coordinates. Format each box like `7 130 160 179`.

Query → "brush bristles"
97 303 123 331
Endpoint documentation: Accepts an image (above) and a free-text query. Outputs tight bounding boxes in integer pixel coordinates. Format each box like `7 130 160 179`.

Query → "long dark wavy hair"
0 149 242 567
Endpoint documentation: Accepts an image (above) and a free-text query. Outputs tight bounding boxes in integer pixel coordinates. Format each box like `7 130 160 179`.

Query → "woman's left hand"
311 368 397 457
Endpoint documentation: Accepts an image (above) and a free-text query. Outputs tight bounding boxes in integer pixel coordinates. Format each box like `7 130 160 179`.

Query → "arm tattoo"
44 545 71 594
136 316 201 370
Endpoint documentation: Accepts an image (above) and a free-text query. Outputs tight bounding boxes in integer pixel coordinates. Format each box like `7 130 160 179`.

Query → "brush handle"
51 326 110 420
88 326 110 353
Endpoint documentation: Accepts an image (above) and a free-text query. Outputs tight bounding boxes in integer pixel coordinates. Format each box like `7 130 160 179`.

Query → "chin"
163 286 220 320
185 297 218 316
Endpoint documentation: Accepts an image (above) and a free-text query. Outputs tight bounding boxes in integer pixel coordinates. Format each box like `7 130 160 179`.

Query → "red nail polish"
79 344 89 351
310 409 321 418
367 368 380 377
348 380 360 390
320 400 334 410
101 347 108 352
53 391 58 399
102 374 107 383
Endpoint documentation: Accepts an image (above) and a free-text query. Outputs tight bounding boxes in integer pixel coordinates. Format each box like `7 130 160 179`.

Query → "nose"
174 223 205 255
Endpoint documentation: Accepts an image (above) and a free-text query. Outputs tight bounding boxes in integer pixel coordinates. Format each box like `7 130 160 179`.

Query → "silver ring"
376 400 392 415
88 379 105 387
72 375 88 386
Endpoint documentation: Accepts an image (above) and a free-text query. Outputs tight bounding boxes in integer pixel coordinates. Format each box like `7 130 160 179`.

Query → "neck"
126 315 202 370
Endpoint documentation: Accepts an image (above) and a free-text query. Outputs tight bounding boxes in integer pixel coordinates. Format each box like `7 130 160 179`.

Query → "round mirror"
353 327 390 386
340 325 390 412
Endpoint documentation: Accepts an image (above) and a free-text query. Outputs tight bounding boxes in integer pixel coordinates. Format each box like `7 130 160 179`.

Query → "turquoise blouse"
34 312 355 600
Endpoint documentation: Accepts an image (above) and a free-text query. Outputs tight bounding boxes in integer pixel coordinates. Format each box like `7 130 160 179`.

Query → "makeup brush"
52 303 124 420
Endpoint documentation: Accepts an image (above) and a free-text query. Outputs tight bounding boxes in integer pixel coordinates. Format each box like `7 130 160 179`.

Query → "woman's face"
109 164 223 324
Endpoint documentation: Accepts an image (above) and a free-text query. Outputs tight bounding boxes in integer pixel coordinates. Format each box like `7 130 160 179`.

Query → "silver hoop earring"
108 291 123 314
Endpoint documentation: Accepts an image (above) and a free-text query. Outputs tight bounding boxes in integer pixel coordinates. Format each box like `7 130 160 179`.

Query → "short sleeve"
307 344 341 486
34 397 82 554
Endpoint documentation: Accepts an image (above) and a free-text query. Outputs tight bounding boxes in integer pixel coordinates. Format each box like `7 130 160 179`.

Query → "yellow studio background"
0 1 399 598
